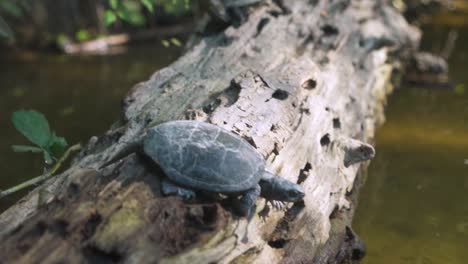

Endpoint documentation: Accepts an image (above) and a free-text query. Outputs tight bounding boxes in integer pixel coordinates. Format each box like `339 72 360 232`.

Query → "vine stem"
0 144 82 199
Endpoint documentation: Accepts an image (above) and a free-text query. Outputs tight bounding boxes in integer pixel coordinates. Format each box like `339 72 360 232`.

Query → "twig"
441 29 458 60
0 144 82 199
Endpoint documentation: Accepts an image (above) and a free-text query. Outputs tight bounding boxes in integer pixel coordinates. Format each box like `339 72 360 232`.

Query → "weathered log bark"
0 0 420 263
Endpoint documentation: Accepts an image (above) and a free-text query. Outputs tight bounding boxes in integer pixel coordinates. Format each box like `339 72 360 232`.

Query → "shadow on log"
0 0 420 263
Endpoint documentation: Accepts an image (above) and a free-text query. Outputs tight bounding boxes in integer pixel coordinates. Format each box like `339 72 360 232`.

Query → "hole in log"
272 142 280 155
359 38 365 47
186 205 218 230
67 182 81 199
297 162 312 184
320 134 331 146
346 226 367 260
296 34 315 55
255 17 270 37
268 10 281 17
50 219 69 238
201 80 241 113
81 211 102 240
268 201 305 247
219 35 235 47
333 118 341 129
202 205 218 226
319 57 330 65
301 79 317 90
321 24 339 36
329 205 339 219
32 220 47 238
202 98 222 114
225 81 242 106
352 242 367 260
272 0 291 14
83 245 123 263
272 89 289 100
268 238 290 248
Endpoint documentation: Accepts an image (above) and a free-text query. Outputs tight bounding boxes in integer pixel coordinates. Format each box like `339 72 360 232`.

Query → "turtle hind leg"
234 184 261 217
161 179 196 200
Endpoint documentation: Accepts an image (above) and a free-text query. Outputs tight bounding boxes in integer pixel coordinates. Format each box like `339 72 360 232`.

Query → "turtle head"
278 181 305 202
259 171 305 202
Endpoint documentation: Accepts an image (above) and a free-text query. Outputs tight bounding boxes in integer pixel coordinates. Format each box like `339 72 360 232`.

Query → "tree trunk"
0 0 420 263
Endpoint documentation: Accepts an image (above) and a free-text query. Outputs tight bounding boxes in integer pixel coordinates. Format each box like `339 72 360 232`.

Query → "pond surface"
354 24 468 263
0 41 183 212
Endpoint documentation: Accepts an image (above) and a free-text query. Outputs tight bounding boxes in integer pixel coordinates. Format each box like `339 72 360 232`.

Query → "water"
354 24 468 263
0 41 183 212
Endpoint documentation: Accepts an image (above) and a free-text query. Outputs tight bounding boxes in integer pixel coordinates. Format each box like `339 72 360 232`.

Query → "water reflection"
354 25 468 264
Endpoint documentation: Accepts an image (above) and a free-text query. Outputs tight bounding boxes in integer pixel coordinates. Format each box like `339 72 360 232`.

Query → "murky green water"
0 42 183 212
354 25 468 263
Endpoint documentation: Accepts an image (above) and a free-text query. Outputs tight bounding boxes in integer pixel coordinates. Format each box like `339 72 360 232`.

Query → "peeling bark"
0 0 420 263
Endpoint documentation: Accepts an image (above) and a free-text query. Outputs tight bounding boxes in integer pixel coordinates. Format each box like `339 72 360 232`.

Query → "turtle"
104 120 305 217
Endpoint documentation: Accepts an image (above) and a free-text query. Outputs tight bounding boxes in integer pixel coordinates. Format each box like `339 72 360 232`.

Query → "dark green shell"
143 120 264 193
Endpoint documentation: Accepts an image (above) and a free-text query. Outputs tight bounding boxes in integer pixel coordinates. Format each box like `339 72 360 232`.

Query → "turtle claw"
257 200 285 220
179 191 196 200
258 202 271 221
271 200 285 211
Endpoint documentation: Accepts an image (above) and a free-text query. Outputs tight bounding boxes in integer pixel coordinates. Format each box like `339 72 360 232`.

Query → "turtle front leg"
259 200 285 221
161 179 196 200
235 184 261 217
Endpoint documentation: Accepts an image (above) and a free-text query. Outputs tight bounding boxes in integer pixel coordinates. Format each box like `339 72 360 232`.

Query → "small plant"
1 110 80 199
104 0 155 27
11 110 68 165
103 0 192 27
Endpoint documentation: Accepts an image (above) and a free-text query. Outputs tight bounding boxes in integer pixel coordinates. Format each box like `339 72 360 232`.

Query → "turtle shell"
143 120 265 193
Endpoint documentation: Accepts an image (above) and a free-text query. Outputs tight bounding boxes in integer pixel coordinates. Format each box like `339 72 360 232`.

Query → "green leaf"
117 8 131 22
170 37 181 47
12 145 43 153
75 29 90 42
104 10 117 26
0 15 13 39
161 39 170 47
128 13 146 26
117 1 146 25
48 132 68 158
11 110 51 148
0 1 23 18
109 0 118 9
141 0 154 13
117 8 145 26
56 34 68 46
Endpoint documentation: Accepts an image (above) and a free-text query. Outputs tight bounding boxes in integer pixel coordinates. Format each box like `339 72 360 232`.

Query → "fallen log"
0 0 420 263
